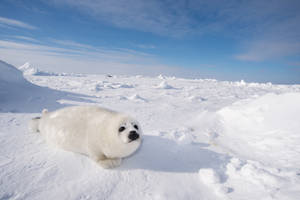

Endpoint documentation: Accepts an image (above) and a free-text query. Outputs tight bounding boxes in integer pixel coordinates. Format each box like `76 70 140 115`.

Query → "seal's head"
102 113 142 159
117 116 142 144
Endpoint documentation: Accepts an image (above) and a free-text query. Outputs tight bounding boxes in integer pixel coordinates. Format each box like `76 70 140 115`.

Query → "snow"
18 62 39 76
1 60 300 199
198 168 221 184
18 62 82 77
128 94 147 102
198 168 229 196
214 93 300 169
155 80 174 89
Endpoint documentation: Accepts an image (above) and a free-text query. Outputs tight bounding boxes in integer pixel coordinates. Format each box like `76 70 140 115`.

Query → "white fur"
29 106 142 168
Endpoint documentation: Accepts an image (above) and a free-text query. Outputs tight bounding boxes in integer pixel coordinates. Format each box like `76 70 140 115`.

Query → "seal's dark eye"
119 126 125 132
134 125 138 130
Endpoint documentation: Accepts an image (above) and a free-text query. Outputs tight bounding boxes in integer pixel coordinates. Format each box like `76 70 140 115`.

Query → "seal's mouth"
128 137 141 143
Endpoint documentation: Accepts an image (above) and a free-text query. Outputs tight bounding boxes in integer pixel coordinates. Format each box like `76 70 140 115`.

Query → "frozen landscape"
1 60 300 200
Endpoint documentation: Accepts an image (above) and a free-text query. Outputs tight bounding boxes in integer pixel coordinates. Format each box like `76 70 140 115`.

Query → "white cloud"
49 39 95 50
48 0 193 37
0 38 188 76
235 13 300 62
0 16 37 30
47 0 300 62
13 36 40 43
135 44 156 49
47 0 299 37
235 40 300 62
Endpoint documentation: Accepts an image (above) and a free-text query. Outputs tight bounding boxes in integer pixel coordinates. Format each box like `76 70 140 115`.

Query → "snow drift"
194 93 300 199
18 62 75 76
0 60 92 113
212 93 300 169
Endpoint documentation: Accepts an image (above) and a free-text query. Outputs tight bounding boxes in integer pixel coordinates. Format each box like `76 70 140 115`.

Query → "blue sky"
0 0 299 84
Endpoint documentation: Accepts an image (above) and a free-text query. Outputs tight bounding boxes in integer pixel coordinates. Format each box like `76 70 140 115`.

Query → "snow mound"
225 158 281 187
113 83 134 89
170 127 194 145
0 60 36 110
18 62 47 76
18 62 39 75
0 60 92 112
89 81 106 91
198 168 229 196
128 94 147 102
214 92 300 169
235 79 246 86
222 157 298 199
93 81 134 90
198 168 221 184
157 74 165 79
187 95 207 102
18 62 71 76
93 83 103 91
194 93 300 169
191 92 300 199
155 81 174 89
0 60 25 83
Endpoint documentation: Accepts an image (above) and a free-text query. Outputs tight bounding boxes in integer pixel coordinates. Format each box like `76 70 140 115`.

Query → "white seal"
29 106 142 168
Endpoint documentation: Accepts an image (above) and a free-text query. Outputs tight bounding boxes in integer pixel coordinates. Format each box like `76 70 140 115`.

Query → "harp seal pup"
29 106 142 169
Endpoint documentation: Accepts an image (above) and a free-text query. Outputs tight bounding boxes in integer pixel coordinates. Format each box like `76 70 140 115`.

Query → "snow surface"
1 60 300 200
18 62 83 77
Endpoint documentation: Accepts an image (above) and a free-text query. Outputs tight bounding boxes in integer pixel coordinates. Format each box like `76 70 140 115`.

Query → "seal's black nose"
128 131 139 141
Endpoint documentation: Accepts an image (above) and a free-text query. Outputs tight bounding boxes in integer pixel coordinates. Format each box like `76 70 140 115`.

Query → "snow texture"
155 80 174 89
1 60 300 200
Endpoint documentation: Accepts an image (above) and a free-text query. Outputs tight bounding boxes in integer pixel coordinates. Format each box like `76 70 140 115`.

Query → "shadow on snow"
120 135 231 174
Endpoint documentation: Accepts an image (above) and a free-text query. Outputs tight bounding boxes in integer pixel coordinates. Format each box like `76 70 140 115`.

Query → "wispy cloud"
0 39 151 63
48 0 193 37
47 0 300 61
49 39 96 50
0 16 37 30
135 44 156 49
0 38 187 76
47 1 298 37
235 40 300 62
233 1 300 62
289 62 300 67
13 36 40 43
